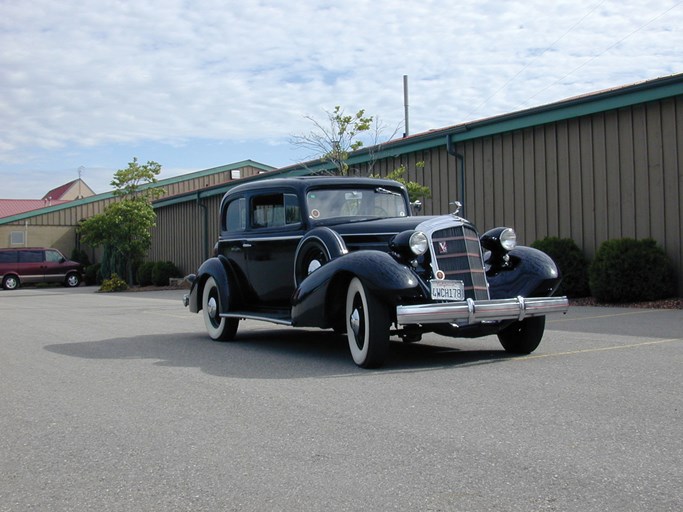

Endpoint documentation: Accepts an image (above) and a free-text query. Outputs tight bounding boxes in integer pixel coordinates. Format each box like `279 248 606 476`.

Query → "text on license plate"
430 279 465 301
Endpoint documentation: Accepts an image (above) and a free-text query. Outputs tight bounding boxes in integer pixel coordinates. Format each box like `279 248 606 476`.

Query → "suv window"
45 249 64 263
0 251 18 264
18 250 43 263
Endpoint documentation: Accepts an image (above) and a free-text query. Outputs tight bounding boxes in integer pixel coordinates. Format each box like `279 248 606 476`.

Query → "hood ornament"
449 200 462 216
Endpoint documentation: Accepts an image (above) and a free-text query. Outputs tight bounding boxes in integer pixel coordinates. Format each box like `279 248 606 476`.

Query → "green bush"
531 237 590 298
151 261 181 286
99 273 129 292
589 238 676 303
70 248 91 266
84 263 102 286
136 261 155 286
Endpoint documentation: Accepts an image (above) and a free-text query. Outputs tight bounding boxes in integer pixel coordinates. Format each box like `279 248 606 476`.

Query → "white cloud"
1 0 682 198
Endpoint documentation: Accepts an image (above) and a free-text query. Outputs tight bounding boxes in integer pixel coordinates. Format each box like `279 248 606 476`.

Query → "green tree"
291 106 376 175
374 163 431 203
79 158 163 285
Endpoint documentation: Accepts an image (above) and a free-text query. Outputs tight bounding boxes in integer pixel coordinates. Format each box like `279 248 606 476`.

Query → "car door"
17 249 45 284
43 249 68 283
242 190 303 307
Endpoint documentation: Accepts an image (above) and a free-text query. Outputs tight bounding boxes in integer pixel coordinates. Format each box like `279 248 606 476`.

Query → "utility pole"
403 75 410 138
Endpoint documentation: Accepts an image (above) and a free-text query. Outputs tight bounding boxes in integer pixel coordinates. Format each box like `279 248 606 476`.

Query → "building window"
231 169 241 180
10 231 24 246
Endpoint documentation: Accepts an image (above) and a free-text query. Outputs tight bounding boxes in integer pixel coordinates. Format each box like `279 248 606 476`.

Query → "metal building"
151 74 683 294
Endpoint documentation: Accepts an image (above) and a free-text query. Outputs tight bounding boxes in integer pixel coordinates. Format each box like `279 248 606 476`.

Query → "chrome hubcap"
350 308 360 338
307 259 322 274
207 296 217 319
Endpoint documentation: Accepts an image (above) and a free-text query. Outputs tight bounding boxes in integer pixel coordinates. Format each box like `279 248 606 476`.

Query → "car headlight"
390 230 428 260
481 227 517 254
499 228 517 251
409 231 428 255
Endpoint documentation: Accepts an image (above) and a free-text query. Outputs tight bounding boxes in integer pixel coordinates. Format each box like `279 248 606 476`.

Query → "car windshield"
306 187 408 221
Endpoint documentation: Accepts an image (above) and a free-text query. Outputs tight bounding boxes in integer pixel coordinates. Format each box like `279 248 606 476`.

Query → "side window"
226 198 246 233
284 194 301 224
252 194 283 229
45 250 63 263
0 251 18 264
18 250 43 263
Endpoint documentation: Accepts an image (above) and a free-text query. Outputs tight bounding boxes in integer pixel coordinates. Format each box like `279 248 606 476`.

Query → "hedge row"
136 261 182 287
532 236 676 303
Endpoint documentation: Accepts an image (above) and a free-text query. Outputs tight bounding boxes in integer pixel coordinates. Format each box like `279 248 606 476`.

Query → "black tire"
295 240 330 287
2 275 20 290
65 272 81 288
345 277 390 368
497 316 546 354
202 276 239 341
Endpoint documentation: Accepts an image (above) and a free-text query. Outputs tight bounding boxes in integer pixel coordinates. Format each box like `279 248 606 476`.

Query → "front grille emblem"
438 241 448 254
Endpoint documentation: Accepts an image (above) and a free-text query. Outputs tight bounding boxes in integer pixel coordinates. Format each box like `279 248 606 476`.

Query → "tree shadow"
45 328 513 379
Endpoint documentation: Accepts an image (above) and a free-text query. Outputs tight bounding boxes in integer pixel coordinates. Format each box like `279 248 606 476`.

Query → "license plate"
430 279 465 301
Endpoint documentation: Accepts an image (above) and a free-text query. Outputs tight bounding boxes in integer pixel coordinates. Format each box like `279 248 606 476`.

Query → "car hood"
318 215 442 236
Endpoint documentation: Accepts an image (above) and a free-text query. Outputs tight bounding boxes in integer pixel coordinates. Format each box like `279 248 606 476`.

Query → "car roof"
225 176 407 197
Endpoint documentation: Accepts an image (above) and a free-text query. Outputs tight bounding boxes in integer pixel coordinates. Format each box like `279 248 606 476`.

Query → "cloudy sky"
1 0 681 199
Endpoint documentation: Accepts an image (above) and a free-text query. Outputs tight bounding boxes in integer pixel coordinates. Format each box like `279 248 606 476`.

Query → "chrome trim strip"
396 296 569 325
220 312 292 326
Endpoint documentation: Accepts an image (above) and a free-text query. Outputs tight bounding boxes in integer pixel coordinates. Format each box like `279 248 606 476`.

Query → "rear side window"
0 251 18 264
226 198 246 233
18 250 43 263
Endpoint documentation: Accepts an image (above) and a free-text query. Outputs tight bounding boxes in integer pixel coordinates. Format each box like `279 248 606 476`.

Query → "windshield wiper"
375 187 401 196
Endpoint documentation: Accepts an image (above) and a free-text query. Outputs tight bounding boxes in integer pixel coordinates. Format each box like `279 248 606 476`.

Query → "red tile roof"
0 199 70 219
42 179 78 200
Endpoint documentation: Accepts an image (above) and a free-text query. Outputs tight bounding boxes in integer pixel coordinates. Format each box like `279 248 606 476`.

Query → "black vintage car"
184 176 568 368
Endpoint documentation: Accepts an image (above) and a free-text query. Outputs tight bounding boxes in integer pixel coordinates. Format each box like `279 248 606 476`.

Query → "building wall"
354 96 683 294
0 225 77 256
147 195 222 275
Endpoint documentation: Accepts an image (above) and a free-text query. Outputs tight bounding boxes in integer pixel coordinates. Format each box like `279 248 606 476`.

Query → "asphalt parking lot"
1 286 681 511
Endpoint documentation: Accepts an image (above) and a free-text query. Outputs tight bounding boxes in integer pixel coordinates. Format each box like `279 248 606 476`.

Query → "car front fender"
487 246 562 299
291 250 422 327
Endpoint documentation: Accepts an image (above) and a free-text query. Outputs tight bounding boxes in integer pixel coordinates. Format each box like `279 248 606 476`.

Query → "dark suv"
184 176 568 368
0 248 83 290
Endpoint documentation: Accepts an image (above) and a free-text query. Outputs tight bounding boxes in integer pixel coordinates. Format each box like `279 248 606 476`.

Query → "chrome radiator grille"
430 225 489 300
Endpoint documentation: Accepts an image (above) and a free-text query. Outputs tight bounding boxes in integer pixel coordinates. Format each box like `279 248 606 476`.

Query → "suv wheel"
65 272 81 287
2 275 20 290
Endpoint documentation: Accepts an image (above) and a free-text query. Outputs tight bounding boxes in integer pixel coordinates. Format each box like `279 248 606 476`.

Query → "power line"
465 0 608 120
513 1 683 110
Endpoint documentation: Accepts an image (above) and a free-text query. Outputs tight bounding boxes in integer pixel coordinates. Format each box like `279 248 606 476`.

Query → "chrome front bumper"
396 296 569 326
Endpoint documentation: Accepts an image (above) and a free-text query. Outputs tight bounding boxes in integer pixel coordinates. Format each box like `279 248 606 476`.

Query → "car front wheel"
497 316 546 354
65 272 81 287
202 276 239 341
345 277 390 368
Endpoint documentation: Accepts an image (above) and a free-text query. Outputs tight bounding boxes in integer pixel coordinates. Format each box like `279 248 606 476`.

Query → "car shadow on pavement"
45 329 514 379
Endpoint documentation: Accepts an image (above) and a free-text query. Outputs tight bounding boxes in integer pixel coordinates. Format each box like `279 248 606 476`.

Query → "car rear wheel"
497 316 546 354
202 276 239 341
2 275 19 290
65 272 81 287
345 277 390 368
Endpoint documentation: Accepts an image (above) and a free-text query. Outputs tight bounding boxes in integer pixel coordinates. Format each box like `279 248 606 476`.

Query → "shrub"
531 237 590 298
589 238 676 303
70 248 91 266
136 261 155 286
99 273 129 292
84 263 102 286
151 261 181 286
